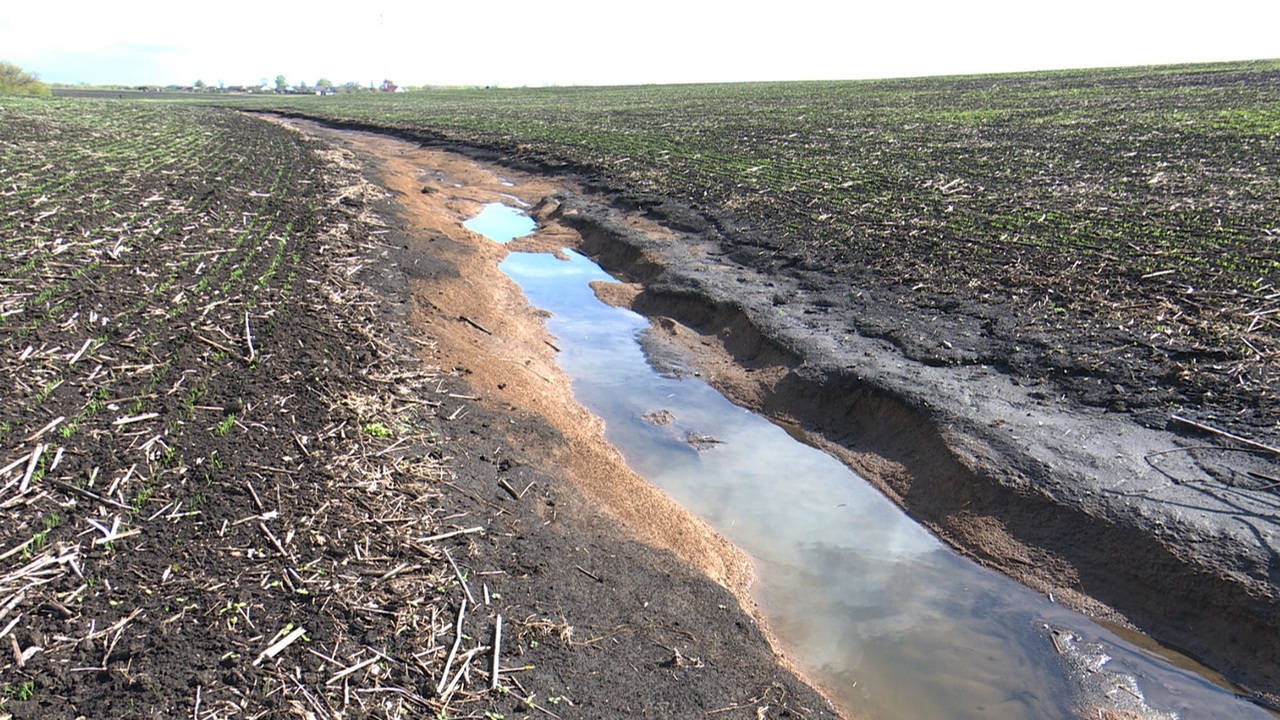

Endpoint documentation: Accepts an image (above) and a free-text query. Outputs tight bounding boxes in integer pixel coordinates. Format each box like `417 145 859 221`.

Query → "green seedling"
213 414 236 437
362 422 393 438
4 680 35 702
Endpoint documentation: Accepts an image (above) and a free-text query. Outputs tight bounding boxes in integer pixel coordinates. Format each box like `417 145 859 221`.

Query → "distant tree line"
266 76 403 94
175 76 392 95
0 61 51 96
6 61 422 97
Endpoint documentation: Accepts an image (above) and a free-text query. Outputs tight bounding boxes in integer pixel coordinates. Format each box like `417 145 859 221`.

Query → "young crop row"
0 98 517 719
224 60 1280 434
0 98 344 713
0 101 314 449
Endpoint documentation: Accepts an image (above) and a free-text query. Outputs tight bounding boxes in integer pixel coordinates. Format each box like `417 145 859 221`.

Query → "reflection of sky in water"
499 248 1270 720
463 202 535 243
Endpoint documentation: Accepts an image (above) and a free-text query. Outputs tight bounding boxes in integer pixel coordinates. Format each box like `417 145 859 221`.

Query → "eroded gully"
283 117 1272 720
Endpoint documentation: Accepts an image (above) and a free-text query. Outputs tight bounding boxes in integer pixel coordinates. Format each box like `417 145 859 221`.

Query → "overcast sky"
4 1 1277 88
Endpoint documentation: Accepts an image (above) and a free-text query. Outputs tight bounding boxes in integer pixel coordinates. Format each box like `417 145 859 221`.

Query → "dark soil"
0 106 837 719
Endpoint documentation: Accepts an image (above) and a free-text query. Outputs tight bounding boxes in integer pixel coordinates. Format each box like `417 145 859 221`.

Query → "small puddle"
469 207 1269 720
463 202 535 243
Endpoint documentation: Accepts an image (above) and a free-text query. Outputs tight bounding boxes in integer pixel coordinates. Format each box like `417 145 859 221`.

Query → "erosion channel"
278 117 1274 720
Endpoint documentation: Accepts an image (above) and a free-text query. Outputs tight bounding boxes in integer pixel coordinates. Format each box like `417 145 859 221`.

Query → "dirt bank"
281 118 844 718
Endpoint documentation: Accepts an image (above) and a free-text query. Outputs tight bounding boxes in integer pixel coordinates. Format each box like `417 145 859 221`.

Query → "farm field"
4 59 1280 717
0 98 471 717
226 61 1280 445
0 99 838 719
202 63 1280 705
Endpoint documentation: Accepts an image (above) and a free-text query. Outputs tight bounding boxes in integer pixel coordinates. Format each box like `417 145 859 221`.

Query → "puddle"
465 202 536 243
470 206 1269 719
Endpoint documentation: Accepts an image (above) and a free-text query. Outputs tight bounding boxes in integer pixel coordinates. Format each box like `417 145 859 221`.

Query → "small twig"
0 450 39 478
68 337 94 365
27 416 65 441
417 526 485 543
490 614 503 691
113 413 160 426
499 479 521 501
1171 414 1280 456
245 462 298 475
88 516 141 545
436 599 468 695
244 312 256 363
443 547 476 605
1116 683 1143 700
86 607 144 643
1144 444 1257 460
327 654 381 684
458 315 493 335
19 444 44 493
374 437 410 457
438 651 475 704
292 680 335 720
1246 471 1280 491
51 480 133 510
11 634 25 668
374 563 422 585
0 540 33 562
509 689 563 719
194 334 237 356
0 592 25 623
1048 630 1065 655
106 461 134 497
253 625 307 666
245 480 266 512
1242 336 1264 359
259 522 292 560
575 565 603 583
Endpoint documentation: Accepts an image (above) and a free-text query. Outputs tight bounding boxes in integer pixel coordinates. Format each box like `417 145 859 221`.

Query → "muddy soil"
542 194 1280 705
283 118 842 718
277 116 1280 710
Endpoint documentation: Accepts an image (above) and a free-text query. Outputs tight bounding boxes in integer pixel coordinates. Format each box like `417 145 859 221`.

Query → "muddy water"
476 209 1269 719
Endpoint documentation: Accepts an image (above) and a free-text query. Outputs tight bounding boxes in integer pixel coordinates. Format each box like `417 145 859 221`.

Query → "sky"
3 0 1278 88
